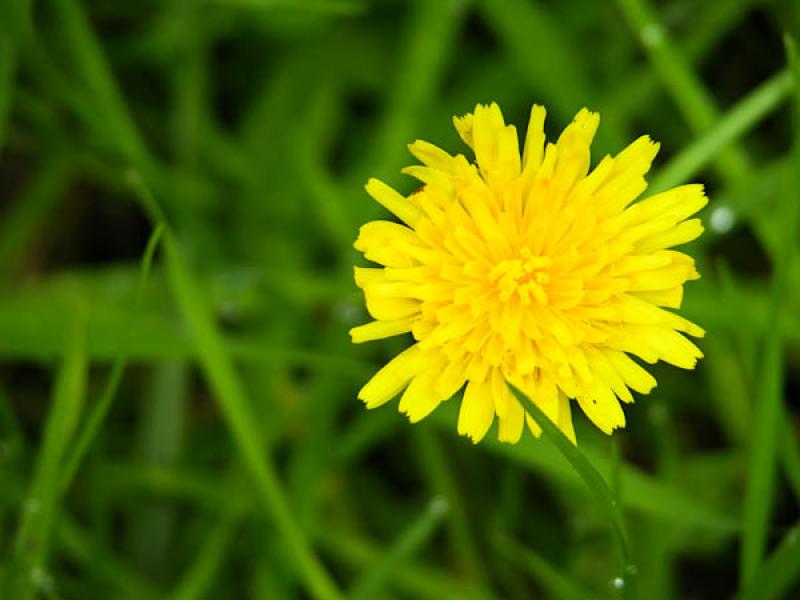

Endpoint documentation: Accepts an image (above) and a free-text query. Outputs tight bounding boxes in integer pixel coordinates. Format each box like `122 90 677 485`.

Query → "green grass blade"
347 497 449 600
509 385 635 596
358 0 468 184
606 0 764 123
0 158 71 279
414 429 488 587
493 533 599 600
127 172 342 600
479 0 626 151
205 0 365 14
740 36 800 586
0 13 18 156
650 69 792 193
781 414 800 502
51 0 149 166
59 224 163 492
738 524 800 600
435 407 739 532
7 321 87 599
170 512 241 600
57 516 160 599
615 0 750 182
318 527 492 600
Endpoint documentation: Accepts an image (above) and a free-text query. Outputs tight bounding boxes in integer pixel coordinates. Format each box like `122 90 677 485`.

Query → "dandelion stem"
510 385 636 599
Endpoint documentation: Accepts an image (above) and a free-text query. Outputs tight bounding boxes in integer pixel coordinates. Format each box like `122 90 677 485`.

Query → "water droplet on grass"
430 496 450 515
640 24 664 47
31 567 54 592
612 576 625 589
710 206 736 234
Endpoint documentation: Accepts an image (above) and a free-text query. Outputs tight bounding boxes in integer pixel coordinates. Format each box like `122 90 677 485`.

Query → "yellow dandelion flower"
350 102 706 445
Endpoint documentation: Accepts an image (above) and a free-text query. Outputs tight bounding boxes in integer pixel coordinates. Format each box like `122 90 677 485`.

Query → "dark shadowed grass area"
0 0 799 598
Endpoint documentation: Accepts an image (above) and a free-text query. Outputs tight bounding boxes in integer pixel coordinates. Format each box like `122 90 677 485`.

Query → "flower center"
488 248 552 305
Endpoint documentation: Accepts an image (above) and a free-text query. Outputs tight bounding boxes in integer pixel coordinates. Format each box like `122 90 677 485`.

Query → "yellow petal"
643 327 704 369
525 413 542 438
623 184 707 226
604 350 657 394
435 356 468 399
401 165 455 195
522 104 547 174
365 296 420 320
490 368 510 417
552 108 599 189
471 103 520 180
498 394 524 443
556 392 576 444
595 135 659 213
458 379 495 443
349 318 414 344
636 219 705 252
453 111 475 149
626 260 698 291
573 155 615 197
632 286 684 308
354 221 420 268
399 363 446 423
576 380 625 434
407 140 472 177
585 346 634 404
365 178 423 227
358 344 427 408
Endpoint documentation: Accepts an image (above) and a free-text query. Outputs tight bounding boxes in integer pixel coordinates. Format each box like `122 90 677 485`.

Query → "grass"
0 1 799 598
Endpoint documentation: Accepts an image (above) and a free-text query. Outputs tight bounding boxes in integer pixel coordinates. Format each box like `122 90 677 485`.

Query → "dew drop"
30 567 53 592
710 206 736 234
612 577 625 590
430 496 450 515
640 24 664 48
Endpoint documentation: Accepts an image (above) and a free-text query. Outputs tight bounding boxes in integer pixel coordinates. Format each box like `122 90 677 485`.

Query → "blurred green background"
0 0 799 598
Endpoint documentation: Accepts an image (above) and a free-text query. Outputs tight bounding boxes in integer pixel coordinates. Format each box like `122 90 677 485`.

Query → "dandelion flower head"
350 102 705 444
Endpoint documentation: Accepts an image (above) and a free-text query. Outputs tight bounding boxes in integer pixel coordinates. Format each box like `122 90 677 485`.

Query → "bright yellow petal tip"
352 102 706 445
